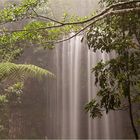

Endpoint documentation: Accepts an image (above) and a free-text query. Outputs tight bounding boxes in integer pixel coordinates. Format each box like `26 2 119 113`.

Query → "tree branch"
33 0 140 26
1 7 140 47
39 7 140 45
1 0 140 34
31 8 64 25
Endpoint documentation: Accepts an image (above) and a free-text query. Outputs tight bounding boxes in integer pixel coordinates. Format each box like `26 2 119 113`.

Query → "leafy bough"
0 62 53 82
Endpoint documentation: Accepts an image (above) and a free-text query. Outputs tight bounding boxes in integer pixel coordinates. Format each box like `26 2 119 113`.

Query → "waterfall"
0 0 134 139
43 34 131 139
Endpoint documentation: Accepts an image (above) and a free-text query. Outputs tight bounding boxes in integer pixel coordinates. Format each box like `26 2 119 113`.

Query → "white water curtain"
44 34 131 139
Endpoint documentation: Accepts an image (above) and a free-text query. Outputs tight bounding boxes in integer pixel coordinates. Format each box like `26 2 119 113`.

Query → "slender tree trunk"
127 89 139 139
126 46 139 139
126 53 139 139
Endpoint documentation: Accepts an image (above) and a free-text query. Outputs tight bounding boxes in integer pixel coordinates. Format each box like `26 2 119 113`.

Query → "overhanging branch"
39 7 140 45
1 0 140 34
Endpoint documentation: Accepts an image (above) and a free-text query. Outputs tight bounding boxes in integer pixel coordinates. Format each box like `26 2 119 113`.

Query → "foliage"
0 62 53 82
0 0 89 138
85 99 102 118
85 0 140 138
0 0 140 138
0 82 23 138
0 0 53 138
0 0 54 81
85 0 140 117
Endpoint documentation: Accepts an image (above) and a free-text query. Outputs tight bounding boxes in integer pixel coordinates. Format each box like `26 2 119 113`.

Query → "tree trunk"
127 90 139 139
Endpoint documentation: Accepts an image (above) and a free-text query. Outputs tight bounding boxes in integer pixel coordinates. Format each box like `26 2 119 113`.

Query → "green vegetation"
85 0 140 139
0 82 23 138
0 0 53 138
0 0 140 139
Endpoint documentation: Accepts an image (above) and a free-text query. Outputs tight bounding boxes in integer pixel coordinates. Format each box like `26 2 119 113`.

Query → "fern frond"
0 62 54 81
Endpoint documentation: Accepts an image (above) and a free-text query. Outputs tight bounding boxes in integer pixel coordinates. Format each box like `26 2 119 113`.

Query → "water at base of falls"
43 35 132 139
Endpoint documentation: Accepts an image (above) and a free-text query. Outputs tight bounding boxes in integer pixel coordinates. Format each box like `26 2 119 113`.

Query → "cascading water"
43 34 132 139
0 0 135 139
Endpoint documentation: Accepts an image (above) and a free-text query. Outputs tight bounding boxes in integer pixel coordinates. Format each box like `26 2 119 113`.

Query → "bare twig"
31 8 64 25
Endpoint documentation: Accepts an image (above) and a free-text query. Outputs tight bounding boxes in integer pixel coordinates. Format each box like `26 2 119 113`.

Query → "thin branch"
1 0 140 34
31 8 64 25
125 34 139 139
35 15 64 24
